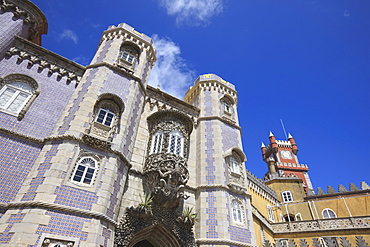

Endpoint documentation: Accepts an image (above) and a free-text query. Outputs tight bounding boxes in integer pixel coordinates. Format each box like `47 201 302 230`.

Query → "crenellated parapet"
99 23 156 68
4 36 84 84
309 182 370 197
0 0 47 44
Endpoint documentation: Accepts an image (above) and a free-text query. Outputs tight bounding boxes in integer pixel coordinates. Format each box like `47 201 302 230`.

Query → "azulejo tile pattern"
54 185 98 211
0 132 42 203
106 160 125 219
33 210 91 246
21 141 62 201
0 212 26 244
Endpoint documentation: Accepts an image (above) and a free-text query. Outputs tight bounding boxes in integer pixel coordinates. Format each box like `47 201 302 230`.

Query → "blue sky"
31 0 370 192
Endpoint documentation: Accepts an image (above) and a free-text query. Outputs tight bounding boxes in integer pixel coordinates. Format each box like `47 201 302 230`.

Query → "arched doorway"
133 240 154 247
127 224 181 247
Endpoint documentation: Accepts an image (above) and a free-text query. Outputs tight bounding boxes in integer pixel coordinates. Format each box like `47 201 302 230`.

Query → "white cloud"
343 10 350 17
158 0 223 26
59 29 78 44
149 35 195 99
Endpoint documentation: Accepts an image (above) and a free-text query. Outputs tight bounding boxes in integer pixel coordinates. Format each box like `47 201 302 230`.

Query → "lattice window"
281 191 293 202
168 130 183 156
72 157 97 185
150 130 164 154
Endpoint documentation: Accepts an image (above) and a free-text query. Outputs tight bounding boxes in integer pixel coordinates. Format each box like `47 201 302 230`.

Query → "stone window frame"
0 74 40 120
322 208 337 219
220 94 235 117
38 233 79 247
146 110 193 160
224 148 246 178
231 198 245 225
87 94 124 142
117 42 141 71
70 151 102 187
281 190 294 203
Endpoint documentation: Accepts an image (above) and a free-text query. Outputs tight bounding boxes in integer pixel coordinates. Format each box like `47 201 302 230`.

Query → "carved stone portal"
144 153 189 208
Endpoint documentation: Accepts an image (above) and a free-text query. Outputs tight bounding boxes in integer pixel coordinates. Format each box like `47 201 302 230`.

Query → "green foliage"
181 206 198 224
138 193 153 214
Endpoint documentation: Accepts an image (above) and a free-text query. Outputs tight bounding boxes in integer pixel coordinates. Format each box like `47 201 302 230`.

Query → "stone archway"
133 240 154 247
127 224 181 247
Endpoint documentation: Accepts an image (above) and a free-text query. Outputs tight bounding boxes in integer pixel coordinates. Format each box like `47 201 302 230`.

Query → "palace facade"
0 1 369 246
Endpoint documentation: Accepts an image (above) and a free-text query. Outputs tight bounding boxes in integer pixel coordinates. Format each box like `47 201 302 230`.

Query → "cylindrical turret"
288 133 299 155
269 131 278 153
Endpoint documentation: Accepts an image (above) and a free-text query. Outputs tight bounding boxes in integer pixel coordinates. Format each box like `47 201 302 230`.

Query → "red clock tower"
261 132 313 194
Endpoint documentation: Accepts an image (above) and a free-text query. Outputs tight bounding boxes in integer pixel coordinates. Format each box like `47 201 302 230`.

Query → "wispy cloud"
158 0 223 26
343 10 350 17
72 56 90 66
59 29 78 44
148 35 195 99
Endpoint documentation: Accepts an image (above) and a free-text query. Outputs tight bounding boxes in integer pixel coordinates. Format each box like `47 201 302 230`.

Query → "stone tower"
184 74 256 246
261 132 314 203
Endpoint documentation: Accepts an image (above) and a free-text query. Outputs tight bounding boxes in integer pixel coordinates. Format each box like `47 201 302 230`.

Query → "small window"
0 81 34 114
322 208 337 219
232 200 243 224
229 156 240 174
267 204 275 222
150 130 164 154
168 130 183 156
281 191 293 202
121 50 136 64
72 157 97 185
223 101 231 113
95 108 115 127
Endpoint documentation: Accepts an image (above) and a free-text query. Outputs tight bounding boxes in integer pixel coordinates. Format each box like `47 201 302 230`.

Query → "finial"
288 133 293 139
261 142 266 148
269 131 274 137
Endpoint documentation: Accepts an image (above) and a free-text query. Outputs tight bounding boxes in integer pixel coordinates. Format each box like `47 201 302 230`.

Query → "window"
168 130 183 156
232 200 243 224
223 101 231 113
95 108 115 127
322 208 337 219
229 156 240 174
118 44 139 70
72 157 97 185
281 191 293 202
150 130 163 154
267 204 275 222
121 50 136 64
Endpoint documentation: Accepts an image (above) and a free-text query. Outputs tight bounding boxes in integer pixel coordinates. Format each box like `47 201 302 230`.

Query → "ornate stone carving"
82 134 111 151
115 205 196 247
144 153 189 208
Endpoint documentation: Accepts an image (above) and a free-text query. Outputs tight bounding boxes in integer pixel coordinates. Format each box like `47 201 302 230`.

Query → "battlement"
106 23 153 44
276 140 292 148
307 182 370 197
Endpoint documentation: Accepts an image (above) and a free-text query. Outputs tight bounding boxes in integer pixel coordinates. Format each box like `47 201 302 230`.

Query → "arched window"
267 204 275 222
118 44 140 71
0 74 39 119
168 130 183 156
232 200 243 224
150 130 164 154
72 156 97 185
322 208 337 219
87 95 124 141
281 191 293 203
